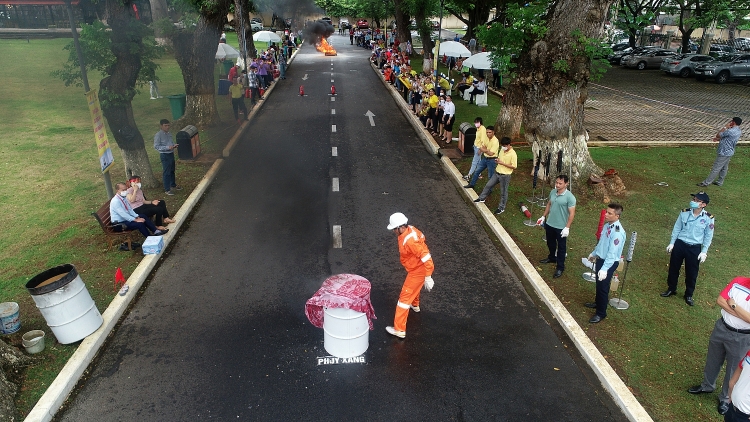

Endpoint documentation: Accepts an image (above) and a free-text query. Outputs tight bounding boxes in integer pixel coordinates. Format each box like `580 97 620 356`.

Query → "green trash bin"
222 60 234 76
167 94 186 120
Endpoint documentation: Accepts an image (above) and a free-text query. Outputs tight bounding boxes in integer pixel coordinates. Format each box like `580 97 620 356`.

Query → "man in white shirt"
110 183 167 238
469 76 486 104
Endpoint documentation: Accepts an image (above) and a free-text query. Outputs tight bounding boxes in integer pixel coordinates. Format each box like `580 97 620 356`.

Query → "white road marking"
331 79 334 83
332 178 339 192
331 109 336 115
332 147 338 156
332 125 336 132
365 110 376 126
331 97 335 101
333 225 342 248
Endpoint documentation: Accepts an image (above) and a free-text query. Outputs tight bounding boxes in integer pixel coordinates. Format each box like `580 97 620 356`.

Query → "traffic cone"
519 202 531 218
331 85 336 95
299 85 304 96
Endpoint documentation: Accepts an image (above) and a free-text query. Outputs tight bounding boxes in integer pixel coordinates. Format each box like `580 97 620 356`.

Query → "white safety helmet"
387 212 408 230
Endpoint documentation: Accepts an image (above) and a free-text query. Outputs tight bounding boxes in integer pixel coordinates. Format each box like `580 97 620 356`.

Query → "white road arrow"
302 74 308 80
365 110 376 126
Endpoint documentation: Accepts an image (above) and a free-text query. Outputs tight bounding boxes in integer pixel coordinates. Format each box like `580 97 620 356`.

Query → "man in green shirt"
536 175 577 278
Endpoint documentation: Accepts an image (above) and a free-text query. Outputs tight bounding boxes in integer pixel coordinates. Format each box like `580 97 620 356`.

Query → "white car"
250 21 262 32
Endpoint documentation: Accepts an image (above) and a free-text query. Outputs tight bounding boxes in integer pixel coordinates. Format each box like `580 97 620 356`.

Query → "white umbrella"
253 30 282 43
432 40 471 58
462 52 493 70
215 43 240 60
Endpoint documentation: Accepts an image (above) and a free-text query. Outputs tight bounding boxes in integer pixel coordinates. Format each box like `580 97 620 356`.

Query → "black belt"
677 239 700 247
734 405 750 419
722 318 750 334
483 156 496 159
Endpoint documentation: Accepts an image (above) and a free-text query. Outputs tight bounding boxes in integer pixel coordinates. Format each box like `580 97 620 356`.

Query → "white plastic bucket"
22 330 46 354
0 302 21 335
25 264 103 344
323 307 369 358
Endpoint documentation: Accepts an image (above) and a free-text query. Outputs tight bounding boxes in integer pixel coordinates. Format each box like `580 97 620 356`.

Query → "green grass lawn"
0 37 238 416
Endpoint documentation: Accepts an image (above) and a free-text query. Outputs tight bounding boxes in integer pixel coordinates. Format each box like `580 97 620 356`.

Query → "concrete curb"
24 158 225 422
438 157 653 421
370 62 440 155
369 59 652 421
24 45 304 422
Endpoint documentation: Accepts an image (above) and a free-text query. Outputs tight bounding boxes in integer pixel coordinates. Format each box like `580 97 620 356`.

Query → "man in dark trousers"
536 175 576 278
584 203 625 323
661 191 714 306
688 276 750 416
153 119 181 195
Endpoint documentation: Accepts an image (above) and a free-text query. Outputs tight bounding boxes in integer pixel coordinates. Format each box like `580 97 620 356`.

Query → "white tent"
216 43 240 60
462 52 493 70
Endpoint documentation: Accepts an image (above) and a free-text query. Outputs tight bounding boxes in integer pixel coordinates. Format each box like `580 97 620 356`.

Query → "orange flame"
316 38 337 55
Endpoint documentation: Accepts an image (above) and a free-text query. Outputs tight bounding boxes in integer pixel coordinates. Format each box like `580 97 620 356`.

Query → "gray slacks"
479 173 511 210
700 318 750 401
702 154 732 185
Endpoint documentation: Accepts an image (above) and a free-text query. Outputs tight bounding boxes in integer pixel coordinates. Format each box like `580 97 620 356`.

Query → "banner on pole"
85 89 114 173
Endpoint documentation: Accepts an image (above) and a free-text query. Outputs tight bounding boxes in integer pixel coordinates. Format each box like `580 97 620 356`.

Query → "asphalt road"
57 35 628 421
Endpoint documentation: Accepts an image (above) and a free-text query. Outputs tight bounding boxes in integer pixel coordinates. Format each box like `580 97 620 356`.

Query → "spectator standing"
278 51 287 79
727 348 750 421
110 183 167 237
228 77 248 124
698 117 742 187
246 66 261 105
584 204 626 323
441 95 455 142
350 28 354 44
536 175 576 278
384 213 435 339
463 117 489 181
464 125 499 189
153 119 181 195
228 64 239 83
661 191 715 306
257 59 269 89
688 276 750 417
426 89 439 133
473 137 516 214
126 175 174 229
149 81 162 100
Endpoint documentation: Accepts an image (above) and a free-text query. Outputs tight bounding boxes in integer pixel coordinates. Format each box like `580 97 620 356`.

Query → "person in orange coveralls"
385 213 435 339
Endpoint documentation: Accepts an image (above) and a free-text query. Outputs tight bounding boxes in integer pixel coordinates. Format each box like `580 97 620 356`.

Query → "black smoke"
303 20 334 45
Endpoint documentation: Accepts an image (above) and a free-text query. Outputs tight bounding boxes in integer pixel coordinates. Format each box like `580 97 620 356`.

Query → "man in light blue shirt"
661 191 715 306
584 204 626 323
699 117 742 187
154 119 181 195
110 183 166 237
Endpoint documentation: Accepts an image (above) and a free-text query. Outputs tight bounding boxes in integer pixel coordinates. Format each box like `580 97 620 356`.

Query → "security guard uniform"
591 221 626 318
667 208 715 297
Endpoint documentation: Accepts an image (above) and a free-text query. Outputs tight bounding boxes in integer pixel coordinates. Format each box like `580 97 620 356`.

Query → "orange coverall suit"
394 226 434 332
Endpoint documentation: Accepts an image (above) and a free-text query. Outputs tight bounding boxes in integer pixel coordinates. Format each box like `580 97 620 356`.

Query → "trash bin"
222 60 234 76
218 79 231 96
25 264 103 344
458 122 477 155
167 94 186 120
176 125 201 160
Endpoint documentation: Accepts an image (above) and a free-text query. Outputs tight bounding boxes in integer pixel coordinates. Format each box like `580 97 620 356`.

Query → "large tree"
444 0 497 41
613 0 669 47
479 0 615 185
53 9 162 187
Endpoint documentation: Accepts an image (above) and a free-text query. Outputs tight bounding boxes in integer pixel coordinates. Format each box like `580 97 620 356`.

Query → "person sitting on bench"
110 182 167 237
469 76 487 104
126 175 175 231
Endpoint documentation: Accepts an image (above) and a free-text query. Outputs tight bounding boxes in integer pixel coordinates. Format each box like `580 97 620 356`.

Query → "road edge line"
23 158 226 422
438 155 653 422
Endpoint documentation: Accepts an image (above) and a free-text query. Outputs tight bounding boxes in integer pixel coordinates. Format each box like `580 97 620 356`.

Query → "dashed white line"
333 225 342 248
332 125 337 132
332 178 339 192
332 147 338 156
331 79 334 83
331 109 336 115
331 97 335 101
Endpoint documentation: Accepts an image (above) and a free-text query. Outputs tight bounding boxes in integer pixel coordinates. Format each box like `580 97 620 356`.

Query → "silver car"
625 49 676 70
661 54 715 77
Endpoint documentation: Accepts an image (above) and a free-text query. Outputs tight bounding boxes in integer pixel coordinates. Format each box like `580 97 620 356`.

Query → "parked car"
625 49 676 69
430 20 440 30
613 46 659 66
660 54 714 77
694 53 750 83
250 21 262 32
321 16 332 25
357 19 369 29
251 17 263 25
732 38 750 51
339 19 351 29
708 44 736 58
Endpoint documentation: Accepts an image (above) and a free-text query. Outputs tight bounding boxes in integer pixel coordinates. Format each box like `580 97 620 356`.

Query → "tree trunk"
392 0 411 46
678 8 695 54
101 0 159 188
496 0 615 187
172 17 223 129
148 0 170 44
0 339 37 422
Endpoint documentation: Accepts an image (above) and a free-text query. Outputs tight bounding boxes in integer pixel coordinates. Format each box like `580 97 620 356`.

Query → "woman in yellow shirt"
426 89 439 133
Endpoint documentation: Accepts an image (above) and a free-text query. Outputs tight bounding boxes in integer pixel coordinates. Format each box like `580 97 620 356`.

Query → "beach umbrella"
253 30 282 43
432 41 471 58
462 52 493 70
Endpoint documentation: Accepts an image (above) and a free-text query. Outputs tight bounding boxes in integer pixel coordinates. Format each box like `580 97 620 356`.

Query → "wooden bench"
92 200 138 251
